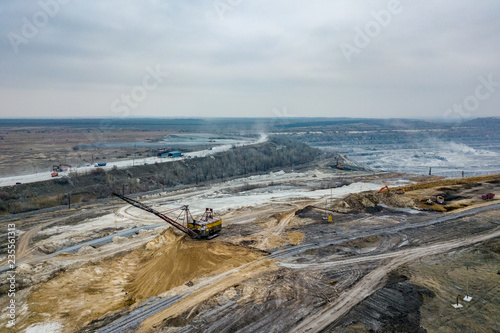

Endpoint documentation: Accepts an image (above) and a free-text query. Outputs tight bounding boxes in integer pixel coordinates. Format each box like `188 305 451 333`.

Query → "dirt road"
92 201 500 333
0 135 268 186
289 227 500 333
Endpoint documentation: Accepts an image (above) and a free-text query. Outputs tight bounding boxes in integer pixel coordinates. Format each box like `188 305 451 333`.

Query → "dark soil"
159 268 335 333
330 271 435 333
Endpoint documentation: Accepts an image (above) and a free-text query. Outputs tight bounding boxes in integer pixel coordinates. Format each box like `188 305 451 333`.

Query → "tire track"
289 227 500 333
96 203 500 332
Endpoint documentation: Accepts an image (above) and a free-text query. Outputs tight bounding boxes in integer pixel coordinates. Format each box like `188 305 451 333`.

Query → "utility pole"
133 144 136 166
329 188 333 222
464 266 472 302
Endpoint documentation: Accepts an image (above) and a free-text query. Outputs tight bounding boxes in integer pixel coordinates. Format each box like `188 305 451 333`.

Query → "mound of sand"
333 192 416 213
77 245 97 255
128 229 265 301
287 231 305 246
258 235 288 250
16 263 33 274
112 235 127 244
25 229 264 332
405 174 500 192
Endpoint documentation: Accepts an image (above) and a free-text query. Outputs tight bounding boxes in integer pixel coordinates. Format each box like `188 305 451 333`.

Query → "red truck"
482 193 495 200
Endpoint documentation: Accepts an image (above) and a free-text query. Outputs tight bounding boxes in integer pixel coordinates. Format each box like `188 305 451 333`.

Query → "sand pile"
333 192 416 213
77 245 98 255
404 174 500 192
128 229 264 301
258 235 288 250
287 231 305 246
26 254 137 332
24 229 263 332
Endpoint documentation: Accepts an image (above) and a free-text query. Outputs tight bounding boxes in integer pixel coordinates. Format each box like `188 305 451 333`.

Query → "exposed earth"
1 160 499 332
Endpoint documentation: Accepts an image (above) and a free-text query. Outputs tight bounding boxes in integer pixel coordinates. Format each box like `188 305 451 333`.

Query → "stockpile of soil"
332 192 416 213
404 174 500 192
287 231 305 246
23 229 264 332
128 229 264 301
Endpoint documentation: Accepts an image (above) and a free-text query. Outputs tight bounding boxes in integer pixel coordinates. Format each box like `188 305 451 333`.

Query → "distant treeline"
0 137 321 215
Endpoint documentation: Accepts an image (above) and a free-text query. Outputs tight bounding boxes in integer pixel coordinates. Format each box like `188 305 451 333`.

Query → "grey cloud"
1 0 499 118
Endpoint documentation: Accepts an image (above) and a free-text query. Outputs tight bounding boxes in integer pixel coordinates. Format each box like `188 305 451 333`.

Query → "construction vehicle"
53 164 71 172
426 198 433 205
335 157 344 170
112 192 222 239
379 185 390 193
51 172 59 177
378 186 405 195
482 193 495 200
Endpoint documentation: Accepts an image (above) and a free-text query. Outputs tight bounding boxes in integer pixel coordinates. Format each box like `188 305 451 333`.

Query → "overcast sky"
1 0 499 119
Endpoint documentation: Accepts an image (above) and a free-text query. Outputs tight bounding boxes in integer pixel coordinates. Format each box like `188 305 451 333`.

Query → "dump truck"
112 192 222 239
482 193 495 200
51 172 58 177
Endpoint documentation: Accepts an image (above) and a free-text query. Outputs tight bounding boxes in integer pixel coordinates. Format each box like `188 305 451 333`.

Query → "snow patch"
25 322 63 333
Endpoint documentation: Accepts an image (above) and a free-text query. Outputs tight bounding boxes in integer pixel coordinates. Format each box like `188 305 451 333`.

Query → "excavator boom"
112 192 199 238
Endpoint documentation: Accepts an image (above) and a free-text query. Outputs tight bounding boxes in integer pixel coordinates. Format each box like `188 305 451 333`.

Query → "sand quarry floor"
1 171 500 332
24 230 264 332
